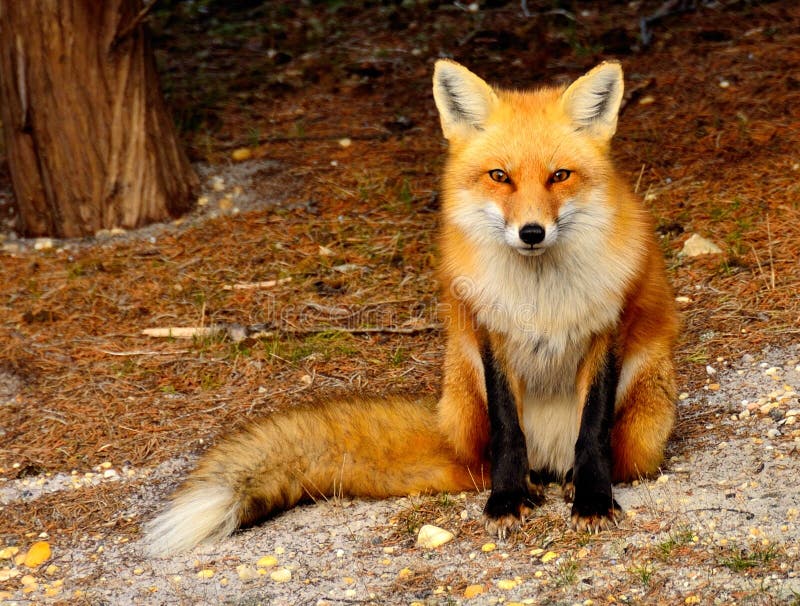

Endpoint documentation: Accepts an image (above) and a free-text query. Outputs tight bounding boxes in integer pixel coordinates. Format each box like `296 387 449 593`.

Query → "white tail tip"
142 484 239 556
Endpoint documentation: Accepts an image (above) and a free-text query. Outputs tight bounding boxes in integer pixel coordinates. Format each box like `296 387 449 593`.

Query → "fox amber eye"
551 169 571 183
488 169 510 183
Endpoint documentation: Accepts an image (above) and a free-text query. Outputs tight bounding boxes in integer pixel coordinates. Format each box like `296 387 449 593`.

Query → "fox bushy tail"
143 397 482 555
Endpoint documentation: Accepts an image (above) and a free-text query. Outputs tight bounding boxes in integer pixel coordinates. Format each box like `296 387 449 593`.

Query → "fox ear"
433 60 498 140
561 61 624 139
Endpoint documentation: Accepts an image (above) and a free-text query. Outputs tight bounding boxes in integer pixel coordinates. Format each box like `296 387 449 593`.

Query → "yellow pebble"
196 569 214 579
481 542 496 552
270 568 291 583
464 584 484 598
23 541 51 568
541 551 558 563
257 555 278 568
231 148 253 162
0 547 19 559
497 579 518 590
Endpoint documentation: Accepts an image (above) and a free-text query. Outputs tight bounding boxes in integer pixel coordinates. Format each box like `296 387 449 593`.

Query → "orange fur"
144 60 678 555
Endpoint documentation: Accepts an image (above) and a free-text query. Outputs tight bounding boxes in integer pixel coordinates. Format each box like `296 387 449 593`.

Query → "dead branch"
141 322 442 342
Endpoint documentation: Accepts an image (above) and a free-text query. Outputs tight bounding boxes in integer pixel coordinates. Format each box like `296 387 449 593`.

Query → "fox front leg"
571 346 623 532
481 343 542 538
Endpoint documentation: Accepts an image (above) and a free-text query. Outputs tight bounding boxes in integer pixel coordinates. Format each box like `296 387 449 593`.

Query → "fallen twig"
141 322 442 342
222 277 293 291
98 349 190 356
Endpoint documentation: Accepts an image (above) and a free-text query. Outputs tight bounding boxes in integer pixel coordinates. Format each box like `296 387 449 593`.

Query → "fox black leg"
571 348 623 533
481 343 541 538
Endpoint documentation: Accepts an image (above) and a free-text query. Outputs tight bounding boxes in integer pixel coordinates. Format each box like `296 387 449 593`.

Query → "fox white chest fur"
451 192 639 476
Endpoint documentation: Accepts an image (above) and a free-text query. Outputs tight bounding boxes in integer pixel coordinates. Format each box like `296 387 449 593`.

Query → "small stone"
338 138 352 148
497 579 518 590
638 95 655 105
0 567 20 582
481 542 496 552
464 584 485 598
679 392 689 400
764 367 779 376
257 555 278 568
708 383 720 391
0 547 19 559
270 568 291 583
212 176 225 191
23 541 51 568
237 564 258 581
218 196 234 211
34 238 54 250
416 524 454 549
196 569 214 579
231 148 253 162
680 234 722 257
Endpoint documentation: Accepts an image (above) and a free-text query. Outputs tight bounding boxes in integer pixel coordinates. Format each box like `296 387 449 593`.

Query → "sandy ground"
1 344 799 605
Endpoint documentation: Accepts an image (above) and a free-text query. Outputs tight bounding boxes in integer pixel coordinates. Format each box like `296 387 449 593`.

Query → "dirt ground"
1 1 799 604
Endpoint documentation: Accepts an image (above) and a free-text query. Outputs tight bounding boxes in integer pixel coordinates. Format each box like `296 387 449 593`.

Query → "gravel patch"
1 345 799 604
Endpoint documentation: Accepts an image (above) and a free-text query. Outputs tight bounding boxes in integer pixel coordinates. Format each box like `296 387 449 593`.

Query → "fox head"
433 60 625 257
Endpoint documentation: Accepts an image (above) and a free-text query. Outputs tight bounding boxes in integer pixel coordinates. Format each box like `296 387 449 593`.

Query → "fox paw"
570 500 623 534
483 489 542 539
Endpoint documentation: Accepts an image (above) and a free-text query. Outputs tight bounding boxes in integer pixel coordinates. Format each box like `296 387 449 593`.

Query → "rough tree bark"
0 0 198 238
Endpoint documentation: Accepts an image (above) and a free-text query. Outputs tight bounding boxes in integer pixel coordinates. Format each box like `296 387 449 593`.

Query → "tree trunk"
0 0 198 238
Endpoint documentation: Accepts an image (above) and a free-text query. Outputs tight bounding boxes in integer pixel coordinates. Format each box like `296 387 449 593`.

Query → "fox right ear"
433 60 497 140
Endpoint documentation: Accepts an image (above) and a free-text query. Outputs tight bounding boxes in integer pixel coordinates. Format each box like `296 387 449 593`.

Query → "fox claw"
482 489 541 538
570 504 623 534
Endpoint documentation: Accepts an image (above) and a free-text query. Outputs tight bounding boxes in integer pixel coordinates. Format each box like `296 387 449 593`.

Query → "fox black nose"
519 223 545 245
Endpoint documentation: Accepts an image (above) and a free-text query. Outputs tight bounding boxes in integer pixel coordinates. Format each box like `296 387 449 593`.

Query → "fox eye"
550 169 572 183
488 169 510 183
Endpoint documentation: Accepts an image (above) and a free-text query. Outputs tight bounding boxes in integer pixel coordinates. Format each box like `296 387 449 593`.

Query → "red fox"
144 60 678 555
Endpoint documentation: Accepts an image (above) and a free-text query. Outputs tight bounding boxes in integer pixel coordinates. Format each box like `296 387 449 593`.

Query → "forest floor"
0 1 799 604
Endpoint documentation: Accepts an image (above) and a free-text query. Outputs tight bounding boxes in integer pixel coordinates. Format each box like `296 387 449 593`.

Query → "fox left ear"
561 61 624 139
